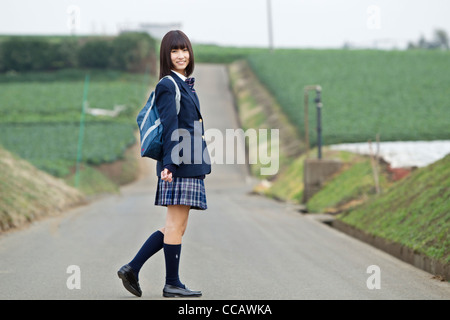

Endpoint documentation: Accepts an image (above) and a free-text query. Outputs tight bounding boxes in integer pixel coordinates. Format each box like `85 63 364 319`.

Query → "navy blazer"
154 71 211 178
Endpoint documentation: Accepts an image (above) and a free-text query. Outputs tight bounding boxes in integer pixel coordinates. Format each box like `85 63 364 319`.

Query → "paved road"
0 64 449 300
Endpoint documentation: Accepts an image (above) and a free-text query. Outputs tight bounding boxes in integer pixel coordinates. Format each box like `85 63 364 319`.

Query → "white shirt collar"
171 70 187 81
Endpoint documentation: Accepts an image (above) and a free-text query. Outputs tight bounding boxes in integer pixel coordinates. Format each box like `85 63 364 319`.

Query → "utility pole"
267 0 274 53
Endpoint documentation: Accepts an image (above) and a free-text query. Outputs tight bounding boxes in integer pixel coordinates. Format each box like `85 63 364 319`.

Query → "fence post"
75 74 90 188
368 138 381 194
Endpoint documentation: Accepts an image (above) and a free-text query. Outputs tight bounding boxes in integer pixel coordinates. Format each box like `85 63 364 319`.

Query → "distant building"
117 22 182 39
342 38 409 50
139 23 182 39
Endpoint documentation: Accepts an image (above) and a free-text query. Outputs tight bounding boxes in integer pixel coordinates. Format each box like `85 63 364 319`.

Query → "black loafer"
163 284 202 298
117 264 142 297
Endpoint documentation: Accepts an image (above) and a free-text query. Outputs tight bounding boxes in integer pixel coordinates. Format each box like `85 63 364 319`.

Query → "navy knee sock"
128 230 164 280
163 243 185 288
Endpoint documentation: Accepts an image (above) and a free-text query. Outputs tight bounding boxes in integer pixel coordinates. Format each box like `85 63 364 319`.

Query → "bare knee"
165 223 186 237
164 205 190 244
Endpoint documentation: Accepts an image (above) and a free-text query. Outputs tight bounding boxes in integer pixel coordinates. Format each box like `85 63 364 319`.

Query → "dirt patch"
96 134 146 186
387 165 412 181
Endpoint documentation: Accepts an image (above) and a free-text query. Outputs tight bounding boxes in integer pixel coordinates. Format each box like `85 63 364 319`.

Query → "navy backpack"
137 75 180 160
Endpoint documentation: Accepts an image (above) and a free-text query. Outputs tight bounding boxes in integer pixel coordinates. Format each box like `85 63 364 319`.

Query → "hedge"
0 32 157 74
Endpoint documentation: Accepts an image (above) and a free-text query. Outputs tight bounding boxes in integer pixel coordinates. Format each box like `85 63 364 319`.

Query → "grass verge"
337 154 450 265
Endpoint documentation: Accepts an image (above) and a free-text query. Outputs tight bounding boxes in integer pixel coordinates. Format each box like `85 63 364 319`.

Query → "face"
171 47 190 74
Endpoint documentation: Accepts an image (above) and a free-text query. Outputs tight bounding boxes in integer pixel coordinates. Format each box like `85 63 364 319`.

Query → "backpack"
137 75 180 160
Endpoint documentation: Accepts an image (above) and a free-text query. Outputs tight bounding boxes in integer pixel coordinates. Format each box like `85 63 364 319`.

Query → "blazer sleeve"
155 79 180 167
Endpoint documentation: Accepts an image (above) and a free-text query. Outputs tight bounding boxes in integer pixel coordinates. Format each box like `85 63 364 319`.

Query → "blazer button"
199 119 203 123
202 135 205 140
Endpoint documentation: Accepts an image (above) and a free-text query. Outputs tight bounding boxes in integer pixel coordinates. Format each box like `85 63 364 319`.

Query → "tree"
409 29 449 50
433 29 449 50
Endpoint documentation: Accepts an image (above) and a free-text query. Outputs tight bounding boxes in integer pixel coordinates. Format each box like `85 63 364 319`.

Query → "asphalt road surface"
0 64 449 300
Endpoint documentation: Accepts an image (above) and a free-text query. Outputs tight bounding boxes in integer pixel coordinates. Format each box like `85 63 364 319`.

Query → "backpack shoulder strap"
160 75 181 114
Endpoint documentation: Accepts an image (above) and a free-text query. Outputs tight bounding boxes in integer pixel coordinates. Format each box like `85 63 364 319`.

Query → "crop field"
246 49 450 146
0 69 151 177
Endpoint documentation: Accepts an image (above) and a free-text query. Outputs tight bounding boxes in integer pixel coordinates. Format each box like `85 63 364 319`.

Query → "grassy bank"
338 154 450 264
0 146 84 232
259 148 390 212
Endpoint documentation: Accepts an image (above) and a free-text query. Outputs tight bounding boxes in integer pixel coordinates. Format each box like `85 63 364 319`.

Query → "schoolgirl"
118 30 211 298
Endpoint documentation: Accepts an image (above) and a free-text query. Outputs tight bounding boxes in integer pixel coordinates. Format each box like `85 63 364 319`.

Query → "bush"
111 32 157 73
1 38 55 71
0 45 4 72
77 39 112 69
54 38 79 69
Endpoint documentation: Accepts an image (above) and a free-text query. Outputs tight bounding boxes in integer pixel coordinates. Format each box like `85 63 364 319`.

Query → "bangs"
169 34 190 50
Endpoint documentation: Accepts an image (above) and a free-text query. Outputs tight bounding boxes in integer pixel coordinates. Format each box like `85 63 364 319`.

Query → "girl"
118 30 211 298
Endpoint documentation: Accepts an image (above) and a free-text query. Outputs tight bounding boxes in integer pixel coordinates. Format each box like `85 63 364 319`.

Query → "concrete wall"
302 158 342 204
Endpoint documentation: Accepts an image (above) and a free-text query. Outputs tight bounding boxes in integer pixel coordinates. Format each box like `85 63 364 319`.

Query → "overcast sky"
1 0 450 48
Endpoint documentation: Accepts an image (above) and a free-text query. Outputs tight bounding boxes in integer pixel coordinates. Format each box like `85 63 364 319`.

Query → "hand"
161 168 173 183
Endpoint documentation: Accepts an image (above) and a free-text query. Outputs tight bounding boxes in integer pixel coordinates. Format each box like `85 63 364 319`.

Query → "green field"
193 44 267 64
0 69 152 178
243 49 450 145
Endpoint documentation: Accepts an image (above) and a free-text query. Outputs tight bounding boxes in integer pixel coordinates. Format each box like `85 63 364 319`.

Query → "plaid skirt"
155 177 207 210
